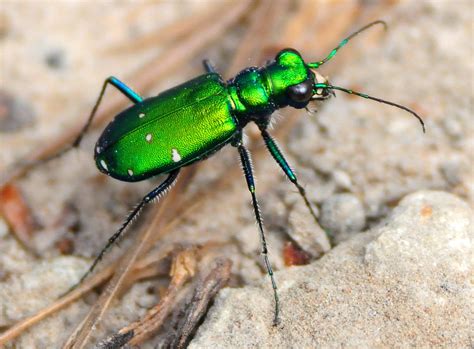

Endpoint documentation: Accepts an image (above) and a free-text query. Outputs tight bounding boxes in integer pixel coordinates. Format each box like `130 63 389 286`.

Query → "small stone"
439 160 462 186
332 170 353 190
44 49 65 70
442 117 463 140
55 238 74 255
287 200 330 257
0 90 35 133
235 225 261 256
319 193 366 242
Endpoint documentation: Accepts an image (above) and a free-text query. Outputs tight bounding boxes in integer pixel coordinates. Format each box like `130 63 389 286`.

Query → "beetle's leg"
259 128 330 240
233 139 280 326
74 77 143 145
202 59 218 74
65 169 180 293
1 77 143 185
43 77 143 163
60 77 142 151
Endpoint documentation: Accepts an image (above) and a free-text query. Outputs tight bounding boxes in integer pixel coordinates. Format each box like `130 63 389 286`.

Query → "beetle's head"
270 48 334 109
274 20 425 132
271 48 324 109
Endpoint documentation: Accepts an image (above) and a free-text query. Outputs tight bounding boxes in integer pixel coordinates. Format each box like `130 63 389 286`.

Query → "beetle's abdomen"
95 74 237 182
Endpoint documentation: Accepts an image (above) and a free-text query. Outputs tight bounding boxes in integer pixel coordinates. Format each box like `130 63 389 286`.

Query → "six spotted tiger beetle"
42 20 425 325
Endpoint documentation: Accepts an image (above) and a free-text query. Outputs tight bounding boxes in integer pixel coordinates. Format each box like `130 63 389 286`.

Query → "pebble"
319 193 366 241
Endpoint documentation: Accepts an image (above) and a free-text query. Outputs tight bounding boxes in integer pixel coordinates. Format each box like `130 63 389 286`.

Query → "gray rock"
189 191 473 348
364 191 472 276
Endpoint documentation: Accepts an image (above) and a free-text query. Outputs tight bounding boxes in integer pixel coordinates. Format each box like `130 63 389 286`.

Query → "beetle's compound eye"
287 80 313 103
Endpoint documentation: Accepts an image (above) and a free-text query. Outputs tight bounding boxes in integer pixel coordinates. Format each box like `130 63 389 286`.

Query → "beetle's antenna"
307 20 387 69
314 83 425 133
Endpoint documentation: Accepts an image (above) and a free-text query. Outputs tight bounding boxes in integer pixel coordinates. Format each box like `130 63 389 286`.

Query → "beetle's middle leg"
233 137 280 326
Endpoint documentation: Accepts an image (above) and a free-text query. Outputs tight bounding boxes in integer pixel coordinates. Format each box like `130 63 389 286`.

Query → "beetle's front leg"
72 76 143 150
258 126 333 243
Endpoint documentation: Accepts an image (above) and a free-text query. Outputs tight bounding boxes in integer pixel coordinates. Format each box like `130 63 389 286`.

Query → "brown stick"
119 248 199 346
169 258 232 349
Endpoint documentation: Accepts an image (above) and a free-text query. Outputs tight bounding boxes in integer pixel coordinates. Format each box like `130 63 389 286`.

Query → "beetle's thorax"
226 66 276 126
227 49 315 127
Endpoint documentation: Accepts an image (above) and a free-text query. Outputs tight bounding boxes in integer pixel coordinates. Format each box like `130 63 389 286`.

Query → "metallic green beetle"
70 21 424 325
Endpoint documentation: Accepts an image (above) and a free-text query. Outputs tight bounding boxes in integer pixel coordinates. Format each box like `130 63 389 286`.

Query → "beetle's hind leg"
2 77 143 185
202 59 218 74
63 169 180 295
45 77 144 162
233 138 280 326
5 77 144 183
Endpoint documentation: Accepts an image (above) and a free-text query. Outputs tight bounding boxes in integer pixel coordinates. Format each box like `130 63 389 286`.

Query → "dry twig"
95 247 199 348
167 257 232 349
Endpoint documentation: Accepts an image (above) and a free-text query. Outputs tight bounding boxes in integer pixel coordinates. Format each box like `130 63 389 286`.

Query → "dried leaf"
283 241 310 266
0 183 36 250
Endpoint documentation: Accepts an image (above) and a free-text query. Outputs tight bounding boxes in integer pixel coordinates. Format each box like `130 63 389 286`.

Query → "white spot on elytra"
139 113 145 118
128 169 134 176
171 148 181 162
96 146 102 154
100 159 108 171
145 133 152 143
